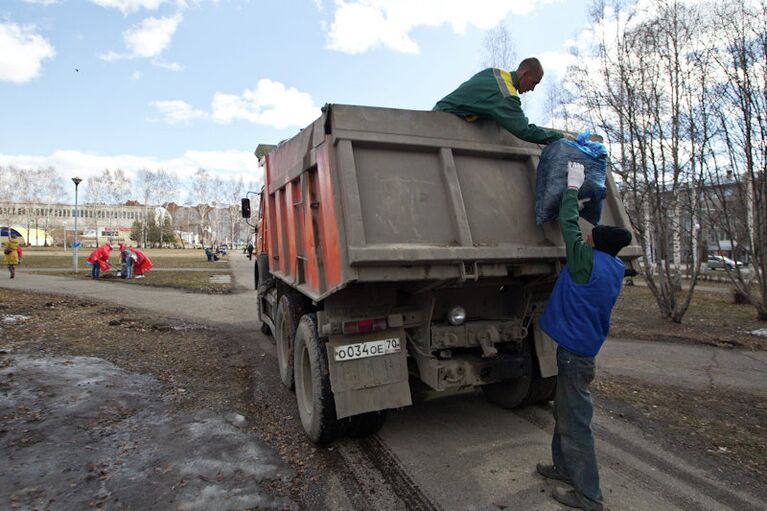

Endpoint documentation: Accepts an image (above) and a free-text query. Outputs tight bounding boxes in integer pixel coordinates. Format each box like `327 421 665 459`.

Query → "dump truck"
244 104 641 444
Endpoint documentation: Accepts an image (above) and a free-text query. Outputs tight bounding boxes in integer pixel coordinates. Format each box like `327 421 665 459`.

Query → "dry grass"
612 284 766 350
26 269 233 293
595 374 767 482
20 248 222 270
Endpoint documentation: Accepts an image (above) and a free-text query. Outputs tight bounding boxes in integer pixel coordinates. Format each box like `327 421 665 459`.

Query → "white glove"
567 161 585 190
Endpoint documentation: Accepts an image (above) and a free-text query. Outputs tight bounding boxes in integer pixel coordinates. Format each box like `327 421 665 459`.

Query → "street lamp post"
72 177 82 273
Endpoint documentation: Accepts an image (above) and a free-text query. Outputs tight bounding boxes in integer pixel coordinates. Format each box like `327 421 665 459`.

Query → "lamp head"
72 177 82 186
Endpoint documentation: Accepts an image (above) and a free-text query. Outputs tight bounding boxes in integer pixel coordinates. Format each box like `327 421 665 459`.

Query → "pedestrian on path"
246 242 254 261
3 232 22 279
130 248 152 279
536 162 632 511
86 243 112 280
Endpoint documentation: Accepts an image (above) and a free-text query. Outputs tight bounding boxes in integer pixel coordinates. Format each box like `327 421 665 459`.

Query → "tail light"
342 317 388 335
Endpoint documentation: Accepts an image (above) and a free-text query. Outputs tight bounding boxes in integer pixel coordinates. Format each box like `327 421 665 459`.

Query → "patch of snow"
2 314 31 324
750 328 767 338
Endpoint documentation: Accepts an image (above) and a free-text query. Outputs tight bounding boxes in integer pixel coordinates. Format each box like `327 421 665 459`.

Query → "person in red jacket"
86 243 112 280
130 248 153 279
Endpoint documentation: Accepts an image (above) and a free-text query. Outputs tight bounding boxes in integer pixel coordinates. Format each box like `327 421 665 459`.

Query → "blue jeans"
91 264 100 279
552 346 603 507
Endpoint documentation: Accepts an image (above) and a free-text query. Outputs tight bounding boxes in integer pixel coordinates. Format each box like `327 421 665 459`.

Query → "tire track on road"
335 435 441 511
515 405 765 511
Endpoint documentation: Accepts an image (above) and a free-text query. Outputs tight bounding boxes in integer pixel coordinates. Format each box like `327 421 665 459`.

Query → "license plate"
333 338 401 362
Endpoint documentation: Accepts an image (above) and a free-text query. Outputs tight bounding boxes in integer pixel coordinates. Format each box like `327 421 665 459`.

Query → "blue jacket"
539 250 624 357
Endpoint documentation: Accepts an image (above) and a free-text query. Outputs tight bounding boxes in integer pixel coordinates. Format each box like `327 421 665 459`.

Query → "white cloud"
538 50 576 79
23 0 60 5
131 71 142 80
99 13 182 62
89 0 168 15
211 79 321 129
124 14 182 57
152 60 183 71
326 0 548 54
149 100 207 123
0 150 262 201
0 22 55 84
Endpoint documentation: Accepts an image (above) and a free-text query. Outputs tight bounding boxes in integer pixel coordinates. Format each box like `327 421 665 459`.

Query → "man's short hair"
518 57 544 77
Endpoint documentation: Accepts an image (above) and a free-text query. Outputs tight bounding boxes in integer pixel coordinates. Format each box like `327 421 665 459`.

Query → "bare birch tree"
703 0 767 319
571 0 712 323
151 169 178 247
190 168 214 246
482 25 516 70
135 169 158 248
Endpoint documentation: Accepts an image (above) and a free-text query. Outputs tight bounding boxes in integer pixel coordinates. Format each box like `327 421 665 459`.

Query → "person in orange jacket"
87 242 112 280
130 248 153 279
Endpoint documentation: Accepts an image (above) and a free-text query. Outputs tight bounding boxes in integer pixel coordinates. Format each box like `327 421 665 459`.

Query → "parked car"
707 255 743 270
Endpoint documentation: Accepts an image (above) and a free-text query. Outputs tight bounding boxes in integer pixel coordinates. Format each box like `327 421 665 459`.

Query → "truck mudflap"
533 321 558 378
326 328 412 419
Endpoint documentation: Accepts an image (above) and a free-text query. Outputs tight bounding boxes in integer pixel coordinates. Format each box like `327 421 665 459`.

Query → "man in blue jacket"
537 162 632 510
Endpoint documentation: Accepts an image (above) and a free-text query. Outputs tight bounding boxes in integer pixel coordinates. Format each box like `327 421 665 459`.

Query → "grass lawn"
26 268 233 293
612 283 766 350
19 247 221 269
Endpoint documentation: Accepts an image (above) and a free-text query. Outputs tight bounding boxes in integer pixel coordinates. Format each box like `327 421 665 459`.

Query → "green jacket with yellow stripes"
433 68 563 145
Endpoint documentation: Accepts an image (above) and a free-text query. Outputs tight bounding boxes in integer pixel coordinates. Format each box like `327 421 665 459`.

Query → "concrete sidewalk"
0 255 259 331
600 338 767 397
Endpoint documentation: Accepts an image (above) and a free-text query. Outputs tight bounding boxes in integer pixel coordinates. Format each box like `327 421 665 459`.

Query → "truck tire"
482 341 533 409
275 294 302 390
293 313 348 444
481 374 532 409
519 335 557 406
522 376 556 406
347 411 387 438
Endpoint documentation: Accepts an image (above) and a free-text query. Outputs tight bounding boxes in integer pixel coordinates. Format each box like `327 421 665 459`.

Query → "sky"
1 0 589 203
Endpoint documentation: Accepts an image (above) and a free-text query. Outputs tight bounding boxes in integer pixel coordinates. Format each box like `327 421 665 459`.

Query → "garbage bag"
535 133 608 225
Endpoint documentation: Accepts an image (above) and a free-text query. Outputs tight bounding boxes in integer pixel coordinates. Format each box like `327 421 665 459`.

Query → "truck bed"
262 104 640 301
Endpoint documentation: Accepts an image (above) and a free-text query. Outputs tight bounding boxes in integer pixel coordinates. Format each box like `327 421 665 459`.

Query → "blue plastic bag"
535 133 608 225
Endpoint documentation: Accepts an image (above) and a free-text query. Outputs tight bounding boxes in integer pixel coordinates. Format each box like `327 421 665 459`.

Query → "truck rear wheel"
275 294 302 390
347 411 387 438
294 313 348 444
481 374 532 409
522 376 556 406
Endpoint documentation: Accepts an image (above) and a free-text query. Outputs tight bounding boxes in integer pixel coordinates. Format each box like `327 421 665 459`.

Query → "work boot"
536 463 572 485
552 488 604 510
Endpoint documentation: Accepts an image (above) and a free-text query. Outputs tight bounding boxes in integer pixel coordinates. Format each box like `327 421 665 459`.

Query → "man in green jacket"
433 57 563 144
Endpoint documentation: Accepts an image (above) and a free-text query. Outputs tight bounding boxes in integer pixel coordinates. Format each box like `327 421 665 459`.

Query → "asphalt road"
2 256 766 510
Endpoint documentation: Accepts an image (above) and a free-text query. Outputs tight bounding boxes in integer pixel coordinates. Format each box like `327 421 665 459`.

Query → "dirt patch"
594 374 767 484
612 285 767 351
0 289 359 509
